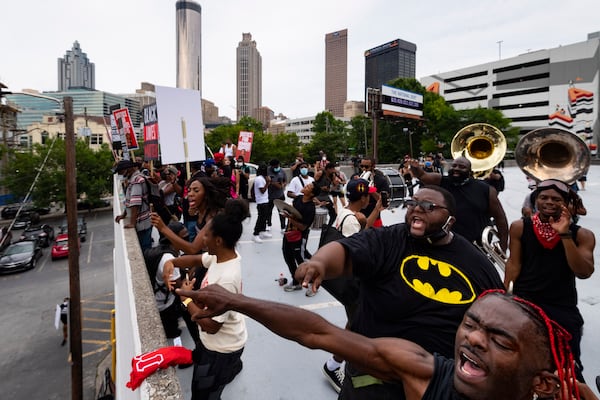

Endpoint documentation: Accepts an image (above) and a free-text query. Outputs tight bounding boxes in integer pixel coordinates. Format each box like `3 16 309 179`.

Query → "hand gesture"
296 260 326 293
176 284 234 321
549 205 571 235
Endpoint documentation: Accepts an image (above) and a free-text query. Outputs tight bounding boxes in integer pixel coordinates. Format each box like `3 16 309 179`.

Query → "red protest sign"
112 108 138 151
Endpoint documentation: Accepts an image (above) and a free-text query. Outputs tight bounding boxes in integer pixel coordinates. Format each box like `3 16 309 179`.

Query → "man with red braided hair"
177 285 597 400
504 179 595 382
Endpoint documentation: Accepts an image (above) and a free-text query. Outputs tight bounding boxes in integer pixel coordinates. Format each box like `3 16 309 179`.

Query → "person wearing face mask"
295 185 503 400
113 159 153 251
409 156 509 252
286 162 315 199
266 159 287 233
234 155 251 200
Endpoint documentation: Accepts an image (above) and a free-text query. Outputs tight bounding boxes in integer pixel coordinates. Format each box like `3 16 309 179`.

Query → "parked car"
1 203 50 220
51 233 79 260
19 224 55 247
77 198 111 210
0 240 43 273
59 217 87 242
0 227 12 252
13 212 38 230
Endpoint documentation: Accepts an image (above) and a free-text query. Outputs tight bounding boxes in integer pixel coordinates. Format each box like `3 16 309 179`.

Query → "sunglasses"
405 199 448 212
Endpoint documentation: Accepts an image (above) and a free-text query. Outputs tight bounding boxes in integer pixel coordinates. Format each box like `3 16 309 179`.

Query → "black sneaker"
322 363 344 393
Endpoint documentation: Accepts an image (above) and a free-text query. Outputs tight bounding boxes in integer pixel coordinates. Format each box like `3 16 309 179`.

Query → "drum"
312 207 328 229
379 168 407 208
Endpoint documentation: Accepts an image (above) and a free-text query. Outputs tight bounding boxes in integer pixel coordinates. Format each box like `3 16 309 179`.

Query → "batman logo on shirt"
400 255 476 305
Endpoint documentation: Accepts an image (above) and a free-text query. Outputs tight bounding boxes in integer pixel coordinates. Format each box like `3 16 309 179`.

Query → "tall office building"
58 41 95 91
176 0 202 91
236 33 262 119
364 39 416 95
325 29 348 117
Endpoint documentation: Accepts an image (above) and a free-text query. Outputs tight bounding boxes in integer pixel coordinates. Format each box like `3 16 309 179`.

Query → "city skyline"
2 0 600 121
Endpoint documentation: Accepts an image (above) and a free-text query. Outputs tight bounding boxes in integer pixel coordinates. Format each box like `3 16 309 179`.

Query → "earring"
532 393 538 400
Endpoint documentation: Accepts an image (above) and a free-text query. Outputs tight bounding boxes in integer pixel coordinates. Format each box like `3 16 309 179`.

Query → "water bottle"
276 273 288 286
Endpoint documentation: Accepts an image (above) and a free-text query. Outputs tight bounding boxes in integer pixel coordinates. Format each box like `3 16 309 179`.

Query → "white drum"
379 168 407 208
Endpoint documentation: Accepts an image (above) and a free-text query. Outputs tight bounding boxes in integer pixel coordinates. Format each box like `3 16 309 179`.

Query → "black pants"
267 195 286 229
159 300 182 339
253 203 270 236
282 234 311 285
191 342 244 400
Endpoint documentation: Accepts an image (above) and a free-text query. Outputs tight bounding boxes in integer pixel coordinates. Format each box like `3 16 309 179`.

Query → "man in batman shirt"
296 185 503 400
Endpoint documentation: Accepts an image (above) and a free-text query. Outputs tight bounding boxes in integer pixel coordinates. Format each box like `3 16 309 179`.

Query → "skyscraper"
236 33 262 119
325 29 348 117
364 39 416 95
58 41 95 91
176 0 202 91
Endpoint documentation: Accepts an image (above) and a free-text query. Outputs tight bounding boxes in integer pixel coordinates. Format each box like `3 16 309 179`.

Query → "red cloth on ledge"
126 346 193 390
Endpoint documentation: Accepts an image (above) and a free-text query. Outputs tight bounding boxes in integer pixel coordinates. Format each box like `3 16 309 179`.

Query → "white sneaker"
253 235 263 243
261 232 273 238
266 226 271 231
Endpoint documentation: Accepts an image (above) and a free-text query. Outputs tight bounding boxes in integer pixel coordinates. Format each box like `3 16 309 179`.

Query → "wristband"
558 231 572 239
182 298 193 308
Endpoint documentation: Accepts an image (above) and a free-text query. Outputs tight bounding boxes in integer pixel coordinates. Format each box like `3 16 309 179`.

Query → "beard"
448 170 469 185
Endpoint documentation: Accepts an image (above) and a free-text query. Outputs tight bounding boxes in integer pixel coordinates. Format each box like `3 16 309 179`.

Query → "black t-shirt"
339 224 503 357
514 217 580 307
440 177 491 244
422 354 463 400
292 195 316 237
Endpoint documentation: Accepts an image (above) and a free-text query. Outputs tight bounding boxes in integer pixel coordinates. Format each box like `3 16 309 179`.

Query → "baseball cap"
346 178 369 201
112 159 137 174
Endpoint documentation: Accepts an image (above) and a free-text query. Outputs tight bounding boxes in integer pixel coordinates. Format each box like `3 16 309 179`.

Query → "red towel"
126 346 193 390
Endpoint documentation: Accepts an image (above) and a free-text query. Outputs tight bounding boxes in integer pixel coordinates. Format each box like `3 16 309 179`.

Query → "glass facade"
364 39 417 97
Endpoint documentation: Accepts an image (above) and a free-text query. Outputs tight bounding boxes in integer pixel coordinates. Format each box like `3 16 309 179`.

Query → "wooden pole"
64 96 83 400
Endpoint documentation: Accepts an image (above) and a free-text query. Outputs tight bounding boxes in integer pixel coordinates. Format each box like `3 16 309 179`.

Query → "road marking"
87 231 94 263
37 256 48 273
83 317 112 323
82 344 110 359
83 327 112 333
300 301 342 311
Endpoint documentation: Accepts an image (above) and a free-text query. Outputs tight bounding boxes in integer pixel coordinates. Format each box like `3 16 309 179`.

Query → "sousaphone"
514 128 590 184
451 123 507 178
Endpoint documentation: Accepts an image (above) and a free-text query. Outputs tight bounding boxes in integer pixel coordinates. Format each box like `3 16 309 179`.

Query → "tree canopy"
0 139 114 207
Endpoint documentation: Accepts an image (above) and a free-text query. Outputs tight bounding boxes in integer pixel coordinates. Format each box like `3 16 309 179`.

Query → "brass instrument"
514 127 590 184
451 123 508 270
476 226 507 272
451 123 507 179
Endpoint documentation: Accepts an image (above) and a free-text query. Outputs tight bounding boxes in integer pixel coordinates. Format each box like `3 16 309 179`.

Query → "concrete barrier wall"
113 178 184 400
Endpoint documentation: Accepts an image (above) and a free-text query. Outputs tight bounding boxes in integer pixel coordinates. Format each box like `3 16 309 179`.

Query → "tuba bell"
514 127 590 184
450 123 507 178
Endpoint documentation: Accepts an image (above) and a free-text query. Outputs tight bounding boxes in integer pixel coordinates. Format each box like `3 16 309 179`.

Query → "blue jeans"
136 227 152 251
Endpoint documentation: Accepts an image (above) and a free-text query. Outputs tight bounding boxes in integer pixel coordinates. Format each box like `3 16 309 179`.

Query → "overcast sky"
2 0 599 120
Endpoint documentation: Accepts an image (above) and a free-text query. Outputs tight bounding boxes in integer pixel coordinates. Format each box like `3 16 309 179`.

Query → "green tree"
302 111 350 162
205 116 300 165
0 138 114 207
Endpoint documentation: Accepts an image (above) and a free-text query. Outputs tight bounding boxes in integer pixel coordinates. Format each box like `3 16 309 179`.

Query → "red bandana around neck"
531 213 561 249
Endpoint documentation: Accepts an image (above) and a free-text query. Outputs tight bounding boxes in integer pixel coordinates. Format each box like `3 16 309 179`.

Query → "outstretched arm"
409 160 441 185
504 220 524 288
177 284 434 398
550 206 595 279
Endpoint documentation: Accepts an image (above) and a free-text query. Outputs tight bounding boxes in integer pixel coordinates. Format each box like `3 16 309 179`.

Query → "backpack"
142 244 180 303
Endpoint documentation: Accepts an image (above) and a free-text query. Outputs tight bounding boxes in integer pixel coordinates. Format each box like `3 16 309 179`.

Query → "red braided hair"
479 289 579 400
